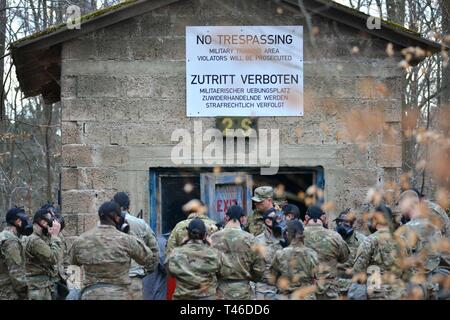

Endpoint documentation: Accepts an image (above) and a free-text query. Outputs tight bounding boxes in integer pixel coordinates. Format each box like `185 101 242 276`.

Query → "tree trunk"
0 0 6 124
442 0 450 107
386 0 406 25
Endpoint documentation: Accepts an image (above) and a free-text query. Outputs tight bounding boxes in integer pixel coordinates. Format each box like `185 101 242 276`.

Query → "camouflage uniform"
211 225 265 299
166 239 222 300
424 201 450 267
0 229 28 300
353 228 405 299
336 231 366 294
23 225 63 300
304 224 350 299
50 232 70 299
254 229 283 299
425 200 450 238
69 224 157 300
269 239 318 300
126 213 159 300
165 213 218 256
396 217 444 299
246 209 265 237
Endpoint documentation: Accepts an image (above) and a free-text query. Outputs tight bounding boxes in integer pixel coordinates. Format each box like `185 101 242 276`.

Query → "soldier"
0 207 31 300
40 203 69 300
166 219 222 300
23 208 63 300
397 191 445 299
246 186 275 237
113 192 160 300
211 205 264 300
402 189 450 238
270 220 318 300
273 187 287 211
254 208 284 299
69 201 157 300
334 209 366 295
352 205 405 300
165 199 218 257
303 205 350 300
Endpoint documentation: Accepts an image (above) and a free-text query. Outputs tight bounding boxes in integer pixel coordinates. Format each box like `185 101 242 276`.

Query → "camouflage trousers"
217 280 254 300
129 277 144 300
28 286 52 300
315 279 340 300
0 289 21 300
253 282 278 300
81 283 132 300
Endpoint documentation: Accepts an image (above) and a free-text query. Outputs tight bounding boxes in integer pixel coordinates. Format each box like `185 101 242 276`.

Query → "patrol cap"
306 205 325 220
226 205 245 221
187 218 207 237
252 186 274 203
5 207 26 224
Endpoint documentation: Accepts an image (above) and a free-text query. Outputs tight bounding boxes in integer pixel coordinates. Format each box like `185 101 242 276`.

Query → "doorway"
149 166 324 234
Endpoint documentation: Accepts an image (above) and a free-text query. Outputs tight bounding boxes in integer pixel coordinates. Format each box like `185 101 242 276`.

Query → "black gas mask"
266 216 284 238
116 211 130 233
16 213 33 236
39 216 53 236
400 215 410 225
335 221 354 239
280 229 289 248
367 222 377 234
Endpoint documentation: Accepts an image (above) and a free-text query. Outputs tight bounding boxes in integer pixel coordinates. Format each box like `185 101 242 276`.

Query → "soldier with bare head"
69 201 157 300
165 218 222 300
211 205 264 300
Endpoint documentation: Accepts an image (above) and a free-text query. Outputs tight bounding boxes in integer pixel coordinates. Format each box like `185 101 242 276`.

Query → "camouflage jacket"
246 209 266 237
269 240 318 295
396 217 443 274
353 228 403 276
0 229 28 299
166 239 222 299
125 213 159 277
211 225 264 281
69 224 157 288
254 229 283 293
23 225 63 289
304 224 350 280
337 231 367 277
50 232 70 283
425 200 450 238
165 213 218 256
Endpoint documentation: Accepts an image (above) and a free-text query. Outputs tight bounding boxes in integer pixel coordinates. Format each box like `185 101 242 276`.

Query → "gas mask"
268 217 285 238
336 224 354 239
116 211 130 233
16 213 33 236
38 217 53 236
280 229 289 248
368 223 377 234
400 215 410 225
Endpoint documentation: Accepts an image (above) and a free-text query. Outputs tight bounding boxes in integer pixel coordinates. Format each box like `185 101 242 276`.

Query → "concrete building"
11 0 443 236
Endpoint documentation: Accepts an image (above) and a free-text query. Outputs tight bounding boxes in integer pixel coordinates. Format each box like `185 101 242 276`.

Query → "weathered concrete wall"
60 0 403 236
